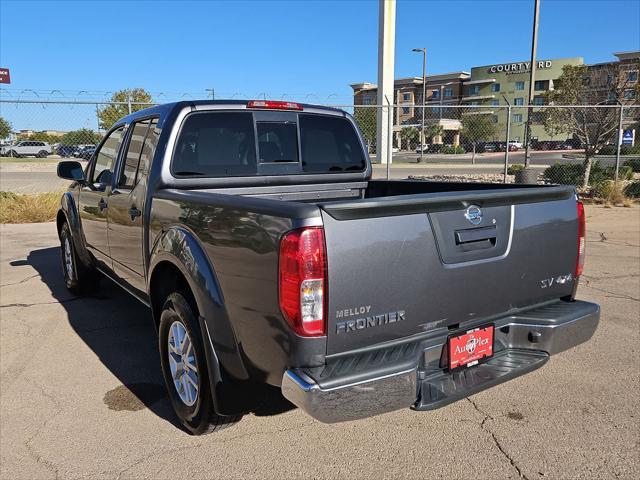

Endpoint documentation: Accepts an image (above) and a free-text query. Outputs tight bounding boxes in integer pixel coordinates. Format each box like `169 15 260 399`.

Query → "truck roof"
117 100 347 128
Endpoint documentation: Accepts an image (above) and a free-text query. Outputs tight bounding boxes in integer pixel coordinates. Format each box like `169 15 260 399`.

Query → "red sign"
0 68 11 84
448 325 494 370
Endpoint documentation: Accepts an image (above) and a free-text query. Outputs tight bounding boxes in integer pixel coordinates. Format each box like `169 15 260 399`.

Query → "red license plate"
448 325 494 370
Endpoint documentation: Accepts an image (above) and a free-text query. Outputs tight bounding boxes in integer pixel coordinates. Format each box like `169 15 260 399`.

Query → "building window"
432 89 440 99
402 93 411 101
534 80 545 91
515 81 525 91
623 89 636 100
469 85 480 95
606 74 614 85
432 107 439 113
533 97 544 105
491 83 500 92
491 99 499 106
402 107 410 114
628 71 638 82
514 98 524 106
513 114 523 123
444 87 453 98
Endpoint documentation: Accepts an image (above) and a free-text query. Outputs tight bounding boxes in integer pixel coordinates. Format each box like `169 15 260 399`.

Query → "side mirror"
57 160 86 183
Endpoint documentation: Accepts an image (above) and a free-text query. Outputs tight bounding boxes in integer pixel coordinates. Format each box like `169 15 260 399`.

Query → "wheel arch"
148 226 256 416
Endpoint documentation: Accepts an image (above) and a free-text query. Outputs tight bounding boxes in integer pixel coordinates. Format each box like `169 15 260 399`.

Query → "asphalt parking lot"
0 205 638 479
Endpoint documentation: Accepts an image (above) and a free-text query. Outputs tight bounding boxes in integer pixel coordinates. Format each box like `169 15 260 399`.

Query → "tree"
543 64 638 189
423 123 444 144
97 88 153 130
399 127 419 150
59 128 103 145
460 113 498 164
17 132 59 144
353 107 376 151
0 116 12 140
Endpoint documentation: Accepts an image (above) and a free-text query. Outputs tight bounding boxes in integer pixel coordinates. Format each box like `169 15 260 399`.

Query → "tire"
59 222 99 293
159 292 241 435
37 150 48 158
8 150 19 158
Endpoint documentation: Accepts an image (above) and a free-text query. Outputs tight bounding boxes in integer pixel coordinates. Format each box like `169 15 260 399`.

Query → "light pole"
413 48 426 163
523 0 540 169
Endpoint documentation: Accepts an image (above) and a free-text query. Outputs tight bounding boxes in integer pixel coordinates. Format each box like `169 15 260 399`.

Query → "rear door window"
120 120 150 188
172 112 256 177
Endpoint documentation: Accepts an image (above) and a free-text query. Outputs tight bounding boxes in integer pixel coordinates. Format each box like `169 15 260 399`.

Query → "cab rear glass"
171 111 366 177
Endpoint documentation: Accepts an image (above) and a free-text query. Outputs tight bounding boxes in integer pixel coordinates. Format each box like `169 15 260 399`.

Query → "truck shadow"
18 247 294 432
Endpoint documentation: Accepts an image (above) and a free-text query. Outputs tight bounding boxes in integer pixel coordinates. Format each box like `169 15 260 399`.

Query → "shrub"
507 164 525 175
442 145 465 154
0 191 61 223
543 163 584 185
623 158 640 172
598 145 616 155
543 161 633 186
598 144 640 155
624 180 640 198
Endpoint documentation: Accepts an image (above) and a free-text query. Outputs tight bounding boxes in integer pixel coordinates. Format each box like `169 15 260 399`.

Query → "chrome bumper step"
413 349 549 411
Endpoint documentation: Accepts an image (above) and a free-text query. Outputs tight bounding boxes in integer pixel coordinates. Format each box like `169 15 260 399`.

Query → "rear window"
173 112 256 177
172 110 366 177
299 114 366 173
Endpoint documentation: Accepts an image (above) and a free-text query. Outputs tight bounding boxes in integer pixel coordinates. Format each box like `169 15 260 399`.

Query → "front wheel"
159 292 241 435
8 150 19 158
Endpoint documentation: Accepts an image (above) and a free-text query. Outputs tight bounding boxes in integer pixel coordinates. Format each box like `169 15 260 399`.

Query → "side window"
120 120 151 188
91 127 124 184
138 118 159 179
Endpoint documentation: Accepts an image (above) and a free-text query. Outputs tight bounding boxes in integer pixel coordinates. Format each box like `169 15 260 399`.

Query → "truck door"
79 126 125 271
107 118 159 296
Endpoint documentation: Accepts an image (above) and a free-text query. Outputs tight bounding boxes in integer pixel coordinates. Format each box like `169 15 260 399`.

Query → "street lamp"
412 48 426 162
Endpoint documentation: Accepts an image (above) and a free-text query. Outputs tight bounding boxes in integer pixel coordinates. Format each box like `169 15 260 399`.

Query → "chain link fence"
0 100 638 199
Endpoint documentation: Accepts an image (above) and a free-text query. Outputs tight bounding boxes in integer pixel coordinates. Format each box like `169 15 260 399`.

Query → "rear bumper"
282 300 599 423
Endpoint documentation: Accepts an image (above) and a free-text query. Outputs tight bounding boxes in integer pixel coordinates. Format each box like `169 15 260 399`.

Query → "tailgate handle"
455 226 497 247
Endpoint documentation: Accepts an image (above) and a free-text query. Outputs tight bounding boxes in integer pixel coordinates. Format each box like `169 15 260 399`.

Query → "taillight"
576 201 586 277
247 100 302 111
279 227 326 336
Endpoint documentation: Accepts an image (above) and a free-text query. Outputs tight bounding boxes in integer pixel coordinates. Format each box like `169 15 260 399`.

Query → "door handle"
129 206 142 221
98 198 107 211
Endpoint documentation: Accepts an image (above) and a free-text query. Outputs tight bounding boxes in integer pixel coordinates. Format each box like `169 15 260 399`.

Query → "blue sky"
1 0 639 130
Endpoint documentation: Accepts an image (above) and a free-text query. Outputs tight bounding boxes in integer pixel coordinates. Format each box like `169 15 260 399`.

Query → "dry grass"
0 191 62 223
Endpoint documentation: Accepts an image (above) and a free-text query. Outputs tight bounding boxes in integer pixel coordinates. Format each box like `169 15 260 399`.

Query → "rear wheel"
37 150 48 158
159 292 241 435
59 222 99 293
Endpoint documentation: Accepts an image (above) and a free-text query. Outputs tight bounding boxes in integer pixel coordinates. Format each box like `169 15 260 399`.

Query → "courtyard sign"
488 61 552 74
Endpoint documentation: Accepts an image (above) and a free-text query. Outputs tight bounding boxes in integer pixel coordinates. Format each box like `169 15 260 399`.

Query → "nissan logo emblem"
464 205 483 225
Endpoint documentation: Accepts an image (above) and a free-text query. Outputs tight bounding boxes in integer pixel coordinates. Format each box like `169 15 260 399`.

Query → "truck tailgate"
319 186 578 355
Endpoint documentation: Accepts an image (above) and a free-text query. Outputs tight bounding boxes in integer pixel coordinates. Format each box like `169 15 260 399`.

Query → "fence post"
386 99 393 180
614 104 624 184
503 104 512 184
127 94 132 115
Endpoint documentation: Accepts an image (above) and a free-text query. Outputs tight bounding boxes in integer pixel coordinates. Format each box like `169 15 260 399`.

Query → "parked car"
1 141 52 158
56 99 599 435
415 144 430 153
56 144 80 158
76 145 96 160
509 141 523 149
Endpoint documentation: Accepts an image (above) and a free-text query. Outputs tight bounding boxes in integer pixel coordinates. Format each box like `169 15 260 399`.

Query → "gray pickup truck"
56 100 599 435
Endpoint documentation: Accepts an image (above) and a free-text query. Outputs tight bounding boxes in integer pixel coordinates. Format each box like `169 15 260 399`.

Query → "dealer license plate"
448 325 494 370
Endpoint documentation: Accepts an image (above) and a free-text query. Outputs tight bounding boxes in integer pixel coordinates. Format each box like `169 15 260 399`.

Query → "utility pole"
205 88 215 100
523 0 540 168
376 0 396 166
412 48 426 163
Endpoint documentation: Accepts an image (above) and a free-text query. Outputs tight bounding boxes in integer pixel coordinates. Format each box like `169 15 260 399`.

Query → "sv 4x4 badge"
540 273 574 288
